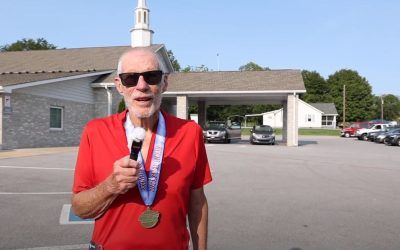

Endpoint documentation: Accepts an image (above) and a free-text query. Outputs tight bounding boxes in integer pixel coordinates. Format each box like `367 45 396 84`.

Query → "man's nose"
135 75 150 90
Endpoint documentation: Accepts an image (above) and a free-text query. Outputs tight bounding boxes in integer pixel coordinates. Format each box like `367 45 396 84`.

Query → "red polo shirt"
72 111 212 250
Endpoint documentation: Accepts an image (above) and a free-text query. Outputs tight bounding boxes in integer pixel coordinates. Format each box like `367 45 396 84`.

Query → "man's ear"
161 74 169 93
115 77 124 95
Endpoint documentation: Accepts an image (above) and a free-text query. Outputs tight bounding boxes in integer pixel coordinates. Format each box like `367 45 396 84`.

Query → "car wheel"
397 138 400 147
384 138 391 146
362 134 368 141
344 132 350 138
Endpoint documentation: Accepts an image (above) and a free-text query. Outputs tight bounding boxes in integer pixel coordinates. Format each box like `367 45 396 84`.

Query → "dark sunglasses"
119 70 163 87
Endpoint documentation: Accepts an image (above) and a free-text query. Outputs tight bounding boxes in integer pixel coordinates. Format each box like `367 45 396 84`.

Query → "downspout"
293 92 297 146
104 84 112 116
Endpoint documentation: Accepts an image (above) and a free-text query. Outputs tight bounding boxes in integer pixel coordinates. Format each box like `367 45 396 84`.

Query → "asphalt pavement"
0 136 399 250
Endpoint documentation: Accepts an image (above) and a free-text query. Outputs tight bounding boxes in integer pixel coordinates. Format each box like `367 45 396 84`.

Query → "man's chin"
130 106 158 119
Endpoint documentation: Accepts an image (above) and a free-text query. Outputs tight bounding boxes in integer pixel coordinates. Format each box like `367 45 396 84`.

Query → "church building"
0 0 305 149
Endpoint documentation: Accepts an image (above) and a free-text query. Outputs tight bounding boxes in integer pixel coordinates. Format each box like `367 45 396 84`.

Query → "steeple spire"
131 0 154 47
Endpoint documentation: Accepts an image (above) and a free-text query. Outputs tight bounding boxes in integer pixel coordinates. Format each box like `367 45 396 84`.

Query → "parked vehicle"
356 123 390 141
383 131 400 146
340 121 375 138
249 125 275 145
203 121 241 143
371 127 400 143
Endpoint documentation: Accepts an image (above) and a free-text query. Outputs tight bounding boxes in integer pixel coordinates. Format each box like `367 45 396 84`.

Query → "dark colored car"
203 121 241 143
373 127 400 143
367 126 400 142
383 131 400 146
249 125 275 145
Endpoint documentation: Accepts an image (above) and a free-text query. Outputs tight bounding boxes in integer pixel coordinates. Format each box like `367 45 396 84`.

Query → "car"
356 123 390 141
383 130 400 146
203 121 241 143
373 127 400 143
249 125 275 145
340 121 375 138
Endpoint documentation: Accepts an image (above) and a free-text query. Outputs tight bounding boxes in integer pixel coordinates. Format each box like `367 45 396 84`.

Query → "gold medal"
139 207 160 229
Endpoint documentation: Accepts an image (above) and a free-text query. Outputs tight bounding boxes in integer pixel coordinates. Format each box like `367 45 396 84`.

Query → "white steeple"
131 0 154 47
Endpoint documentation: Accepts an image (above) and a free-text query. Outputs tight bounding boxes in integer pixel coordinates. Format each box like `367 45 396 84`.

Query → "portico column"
286 94 299 146
282 101 287 143
197 100 206 128
176 95 188 120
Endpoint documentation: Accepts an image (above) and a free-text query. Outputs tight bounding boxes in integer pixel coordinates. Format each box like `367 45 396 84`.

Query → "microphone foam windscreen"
132 127 146 142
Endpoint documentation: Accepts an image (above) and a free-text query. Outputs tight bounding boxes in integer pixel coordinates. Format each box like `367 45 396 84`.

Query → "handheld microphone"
129 127 146 160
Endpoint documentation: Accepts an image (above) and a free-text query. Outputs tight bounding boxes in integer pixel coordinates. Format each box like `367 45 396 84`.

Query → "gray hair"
116 47 162 74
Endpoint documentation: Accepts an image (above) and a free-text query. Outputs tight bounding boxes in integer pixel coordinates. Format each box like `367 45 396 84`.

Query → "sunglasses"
119 70 163 87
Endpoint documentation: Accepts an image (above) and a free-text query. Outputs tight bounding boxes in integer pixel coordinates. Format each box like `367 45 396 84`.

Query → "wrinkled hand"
106 155 140 194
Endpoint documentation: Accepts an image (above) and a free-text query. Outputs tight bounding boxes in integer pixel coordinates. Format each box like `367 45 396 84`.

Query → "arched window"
144 11 147 24
138 11 141 23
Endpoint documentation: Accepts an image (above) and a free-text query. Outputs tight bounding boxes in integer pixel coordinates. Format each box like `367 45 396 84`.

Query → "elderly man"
71 48 212 250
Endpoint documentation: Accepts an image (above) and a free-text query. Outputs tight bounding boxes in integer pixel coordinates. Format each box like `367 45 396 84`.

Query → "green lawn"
242 127 340 136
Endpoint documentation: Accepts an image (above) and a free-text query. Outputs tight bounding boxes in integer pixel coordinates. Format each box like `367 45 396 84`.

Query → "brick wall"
2 93 94 149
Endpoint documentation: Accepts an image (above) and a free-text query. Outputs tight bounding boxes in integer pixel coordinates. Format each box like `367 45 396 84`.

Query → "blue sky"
1 0 399 95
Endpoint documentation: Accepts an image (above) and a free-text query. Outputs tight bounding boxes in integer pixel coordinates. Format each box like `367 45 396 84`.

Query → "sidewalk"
0 147 77 159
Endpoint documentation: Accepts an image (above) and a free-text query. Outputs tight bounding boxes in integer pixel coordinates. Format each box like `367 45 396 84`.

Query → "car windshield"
254 126 273 132
207 123 225 129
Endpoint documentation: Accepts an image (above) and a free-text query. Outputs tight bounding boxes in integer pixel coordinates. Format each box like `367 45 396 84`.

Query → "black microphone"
129 127 146 160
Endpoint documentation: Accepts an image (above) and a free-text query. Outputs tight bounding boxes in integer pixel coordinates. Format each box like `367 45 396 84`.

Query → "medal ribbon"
136 112 166 207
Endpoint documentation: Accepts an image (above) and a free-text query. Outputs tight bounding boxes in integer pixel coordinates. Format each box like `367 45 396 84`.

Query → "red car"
340 121 376 138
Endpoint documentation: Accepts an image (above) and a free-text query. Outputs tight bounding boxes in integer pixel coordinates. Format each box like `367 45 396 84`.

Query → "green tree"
327 69 374 122
118 99 126 113
0 38 57 51
238 62 270 71
371 94 400 121
166 50 181 72
301 70 332 103
181 65 209 72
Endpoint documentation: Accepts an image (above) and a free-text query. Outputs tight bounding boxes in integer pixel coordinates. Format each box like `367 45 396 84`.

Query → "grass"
241 127 340 136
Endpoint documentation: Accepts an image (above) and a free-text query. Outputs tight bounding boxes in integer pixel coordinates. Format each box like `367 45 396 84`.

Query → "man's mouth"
134 96 153 103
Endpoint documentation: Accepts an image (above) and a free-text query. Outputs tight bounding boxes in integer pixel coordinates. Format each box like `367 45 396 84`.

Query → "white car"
355 123 390 140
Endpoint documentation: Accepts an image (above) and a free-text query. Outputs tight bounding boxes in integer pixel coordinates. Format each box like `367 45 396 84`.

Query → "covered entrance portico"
162 90 303 146
163 70 306 146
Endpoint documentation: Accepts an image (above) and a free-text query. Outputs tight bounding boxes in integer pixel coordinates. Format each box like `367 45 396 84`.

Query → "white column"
286 94 299 146
176 95 188 120
282 101 287 143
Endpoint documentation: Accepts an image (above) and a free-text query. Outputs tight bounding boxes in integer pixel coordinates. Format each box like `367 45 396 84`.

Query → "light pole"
381 95 384 122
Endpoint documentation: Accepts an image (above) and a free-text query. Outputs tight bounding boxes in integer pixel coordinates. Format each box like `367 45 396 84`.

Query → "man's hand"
72 155 140 219
106 156 140 194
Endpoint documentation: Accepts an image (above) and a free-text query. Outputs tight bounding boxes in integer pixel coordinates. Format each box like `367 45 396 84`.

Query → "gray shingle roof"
0 45 165 87
309 103 338 115
0 70 108 87
167 70 305 92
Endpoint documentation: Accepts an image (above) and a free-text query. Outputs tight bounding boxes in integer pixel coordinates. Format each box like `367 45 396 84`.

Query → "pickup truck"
203 121 241 143
355 123 390 141
340 122 373 137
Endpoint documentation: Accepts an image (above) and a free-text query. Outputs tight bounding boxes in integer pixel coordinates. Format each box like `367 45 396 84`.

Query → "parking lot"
0 136 399 250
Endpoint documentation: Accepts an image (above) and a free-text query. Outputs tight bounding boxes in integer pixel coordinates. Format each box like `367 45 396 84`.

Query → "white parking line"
0 166 74 171
59 204 94 225
15 244 88 250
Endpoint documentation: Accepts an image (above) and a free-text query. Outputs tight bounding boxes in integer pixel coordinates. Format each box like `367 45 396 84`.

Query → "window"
144 11 147 24
138 12 141 23
50 107 63 130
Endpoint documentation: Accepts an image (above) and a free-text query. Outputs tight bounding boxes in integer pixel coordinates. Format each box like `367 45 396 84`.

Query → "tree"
301 70 332 103
239 62 270 71
371 94 400 121
181 65 209 72
166 50 181 72
0 38 57 52
327 69 374 122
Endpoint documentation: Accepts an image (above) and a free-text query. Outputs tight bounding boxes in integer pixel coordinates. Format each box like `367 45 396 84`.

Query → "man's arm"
188 187 209 250
71 156 139 219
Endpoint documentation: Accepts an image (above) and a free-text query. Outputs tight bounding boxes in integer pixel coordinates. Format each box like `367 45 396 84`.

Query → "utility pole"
343 85 346 125
381 95 384 122
217 53 220 71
